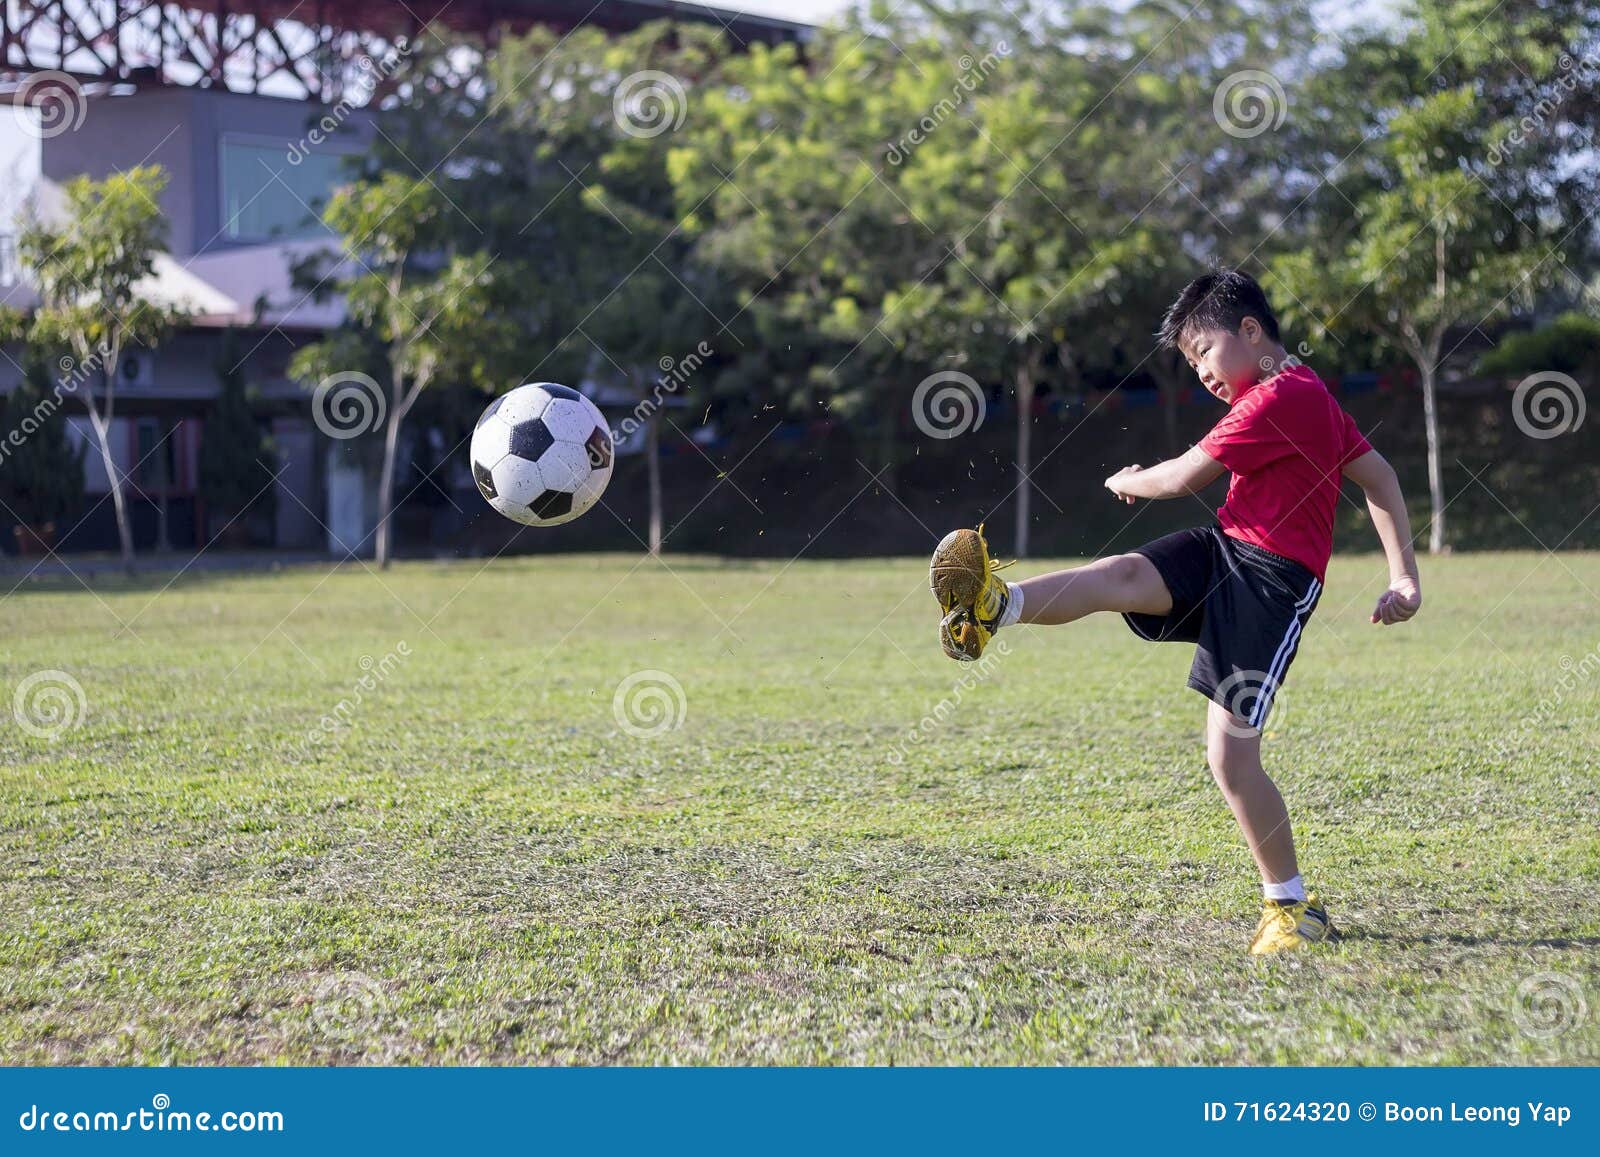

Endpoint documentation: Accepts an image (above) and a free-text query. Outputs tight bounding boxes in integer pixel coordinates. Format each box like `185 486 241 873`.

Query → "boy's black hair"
1157 269 1281 349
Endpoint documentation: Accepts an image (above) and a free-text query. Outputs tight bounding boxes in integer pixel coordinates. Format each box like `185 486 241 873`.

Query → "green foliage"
12 165 187 567
338 3 1599 556
16 167 182 366
198 332 277 518
1477 311 1600 377
290 169 516 564
0 355 85 528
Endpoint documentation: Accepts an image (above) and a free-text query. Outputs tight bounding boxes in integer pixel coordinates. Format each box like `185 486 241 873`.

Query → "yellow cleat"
1249 895 1338 955
929 524 1014 661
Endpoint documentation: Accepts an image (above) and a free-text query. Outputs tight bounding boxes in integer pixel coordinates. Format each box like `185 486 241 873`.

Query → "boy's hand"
1105 465 1143 504
1371 574 1421 625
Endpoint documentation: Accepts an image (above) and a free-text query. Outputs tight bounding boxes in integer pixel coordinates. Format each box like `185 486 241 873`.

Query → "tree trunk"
85 369 135 574
646 408 662 556
1014 363 1036 559
877 404 897 497
1419 359 1446 554
91 412 136 573
375 407 401 568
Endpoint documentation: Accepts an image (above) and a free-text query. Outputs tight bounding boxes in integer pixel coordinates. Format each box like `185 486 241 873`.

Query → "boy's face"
1178 317 1272 404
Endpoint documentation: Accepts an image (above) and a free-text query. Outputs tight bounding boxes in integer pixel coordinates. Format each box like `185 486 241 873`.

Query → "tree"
198 330 277 541
0 354 86 544
1269 0 1588 553
895 24 1160 557
290 174 513 567
14 167 182 573
487 21 737 555
1273 84 1558 554
673 18 952 500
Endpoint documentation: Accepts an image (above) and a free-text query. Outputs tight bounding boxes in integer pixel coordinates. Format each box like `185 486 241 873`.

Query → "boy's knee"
1207 727 1263 793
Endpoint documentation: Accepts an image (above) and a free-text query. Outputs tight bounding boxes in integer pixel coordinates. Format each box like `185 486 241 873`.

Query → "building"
0 0 807 556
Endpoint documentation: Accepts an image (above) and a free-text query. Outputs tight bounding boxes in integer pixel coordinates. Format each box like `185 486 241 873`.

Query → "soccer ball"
470 383 614 526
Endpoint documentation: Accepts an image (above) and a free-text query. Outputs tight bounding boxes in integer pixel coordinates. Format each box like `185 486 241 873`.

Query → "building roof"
0 235 349 332
180 239 352 331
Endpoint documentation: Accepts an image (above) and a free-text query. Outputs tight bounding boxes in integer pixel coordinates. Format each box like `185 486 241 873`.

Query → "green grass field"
2 550 1597 1065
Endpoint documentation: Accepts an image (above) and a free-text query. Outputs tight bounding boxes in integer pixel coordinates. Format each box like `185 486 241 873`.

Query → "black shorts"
1122 525 1322 728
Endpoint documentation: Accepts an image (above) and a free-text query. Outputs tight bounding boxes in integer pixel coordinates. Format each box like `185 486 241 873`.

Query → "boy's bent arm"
1343 449 1421 625
1105 446 1224 503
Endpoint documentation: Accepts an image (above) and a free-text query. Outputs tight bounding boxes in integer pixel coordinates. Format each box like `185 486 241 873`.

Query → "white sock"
998 582 1024 629
1262 874 1307 904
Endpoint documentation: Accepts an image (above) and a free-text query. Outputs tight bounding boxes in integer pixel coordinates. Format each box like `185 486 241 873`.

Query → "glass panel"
136 419 174 489
221 141 351 242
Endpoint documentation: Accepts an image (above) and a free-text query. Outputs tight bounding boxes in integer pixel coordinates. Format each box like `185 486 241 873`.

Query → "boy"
928 270 1421 955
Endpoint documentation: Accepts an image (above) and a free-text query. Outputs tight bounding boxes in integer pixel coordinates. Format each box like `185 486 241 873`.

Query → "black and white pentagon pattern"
468 382 615 527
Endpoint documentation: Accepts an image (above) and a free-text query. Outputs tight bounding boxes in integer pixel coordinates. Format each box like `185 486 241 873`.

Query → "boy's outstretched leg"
929 527 1173 661
1013 552 1173 624
1205 700 1337 955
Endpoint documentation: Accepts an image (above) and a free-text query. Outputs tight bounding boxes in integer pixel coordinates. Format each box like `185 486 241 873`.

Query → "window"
220 139 352 242
135 418 181 491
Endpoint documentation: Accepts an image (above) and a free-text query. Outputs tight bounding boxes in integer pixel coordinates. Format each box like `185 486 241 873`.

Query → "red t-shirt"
1197 364 1371 580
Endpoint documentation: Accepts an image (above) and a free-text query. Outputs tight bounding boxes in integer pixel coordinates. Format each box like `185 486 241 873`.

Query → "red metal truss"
1 0 806 103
